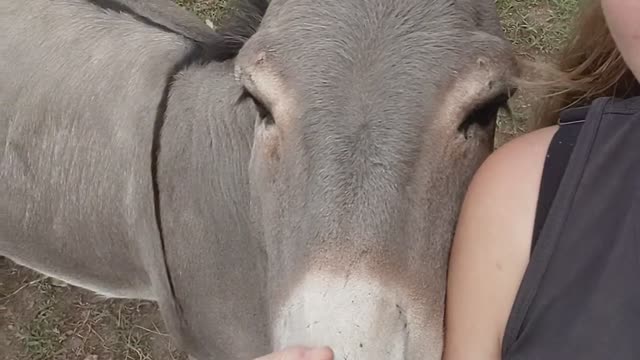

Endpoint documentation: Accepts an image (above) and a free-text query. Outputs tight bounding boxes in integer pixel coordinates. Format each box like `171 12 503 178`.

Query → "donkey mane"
90 0 267 62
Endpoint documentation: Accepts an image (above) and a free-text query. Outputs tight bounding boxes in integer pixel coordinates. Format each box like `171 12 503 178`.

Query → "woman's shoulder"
473 125 559 203
455 124 560 255
443 125 559 359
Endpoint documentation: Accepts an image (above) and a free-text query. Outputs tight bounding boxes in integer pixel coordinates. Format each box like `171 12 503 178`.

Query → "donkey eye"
242 89 275 126
458 91 510 137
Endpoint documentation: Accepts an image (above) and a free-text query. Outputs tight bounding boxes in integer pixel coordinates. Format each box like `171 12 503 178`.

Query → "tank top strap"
557 105 590 125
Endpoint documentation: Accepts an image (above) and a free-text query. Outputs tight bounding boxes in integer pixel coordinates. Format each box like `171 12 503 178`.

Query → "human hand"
254 346 334 360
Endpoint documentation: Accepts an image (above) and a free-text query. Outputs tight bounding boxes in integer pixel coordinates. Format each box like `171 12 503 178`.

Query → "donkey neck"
156 60 271 358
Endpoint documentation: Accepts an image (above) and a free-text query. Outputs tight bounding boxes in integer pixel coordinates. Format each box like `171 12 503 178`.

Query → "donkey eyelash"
458 91 510 138
241 88 274 125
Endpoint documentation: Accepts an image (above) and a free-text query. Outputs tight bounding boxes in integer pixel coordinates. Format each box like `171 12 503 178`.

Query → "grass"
1 265 185 360
497 0 580 56
22 302 65 360
494 0 579 141
175 0 232 24
10 279 65 360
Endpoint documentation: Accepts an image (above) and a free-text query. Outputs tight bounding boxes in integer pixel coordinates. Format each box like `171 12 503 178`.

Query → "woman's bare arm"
443 126 558 360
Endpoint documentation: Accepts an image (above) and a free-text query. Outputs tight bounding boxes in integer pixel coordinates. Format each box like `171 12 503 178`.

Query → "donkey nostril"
395 304 404 315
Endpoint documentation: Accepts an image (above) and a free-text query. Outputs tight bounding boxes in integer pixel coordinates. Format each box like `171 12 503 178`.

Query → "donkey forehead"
239 0 508 87
263 0 499 29
259 0 503 40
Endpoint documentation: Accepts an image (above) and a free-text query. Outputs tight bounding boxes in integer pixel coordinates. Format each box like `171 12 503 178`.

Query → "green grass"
18 281 67 360
22 305 65 360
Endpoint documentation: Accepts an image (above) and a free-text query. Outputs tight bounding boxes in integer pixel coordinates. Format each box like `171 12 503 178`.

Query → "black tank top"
502 96 640 359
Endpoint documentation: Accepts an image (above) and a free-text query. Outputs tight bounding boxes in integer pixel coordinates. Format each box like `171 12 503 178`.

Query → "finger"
253 346 334 360
305 347 334 360
253 347 309 360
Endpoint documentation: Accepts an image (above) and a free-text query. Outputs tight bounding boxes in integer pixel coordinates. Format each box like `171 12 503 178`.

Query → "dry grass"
497 0 580 56
175 0 231 24
495 0 579 144
1 260 186 360
0 1 579 359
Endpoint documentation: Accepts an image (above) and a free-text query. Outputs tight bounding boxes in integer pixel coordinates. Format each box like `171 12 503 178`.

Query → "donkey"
0 0 518 359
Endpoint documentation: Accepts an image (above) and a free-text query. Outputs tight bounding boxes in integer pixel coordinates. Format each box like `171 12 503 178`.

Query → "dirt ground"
1 258 188 360
0 1 577 359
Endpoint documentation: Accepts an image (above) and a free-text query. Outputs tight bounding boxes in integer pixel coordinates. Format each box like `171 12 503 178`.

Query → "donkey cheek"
261 128 282 163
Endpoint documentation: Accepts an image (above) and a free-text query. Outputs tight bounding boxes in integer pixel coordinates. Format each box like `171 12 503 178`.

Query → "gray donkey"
0 0 519 359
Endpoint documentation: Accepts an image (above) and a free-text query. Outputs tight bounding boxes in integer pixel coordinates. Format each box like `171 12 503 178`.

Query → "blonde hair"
525 0 640 128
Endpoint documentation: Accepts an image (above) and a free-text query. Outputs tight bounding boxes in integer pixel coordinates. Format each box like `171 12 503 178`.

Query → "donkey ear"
215 0 270 45
218 0 270 33
177 0 269 64
454 0 503 37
